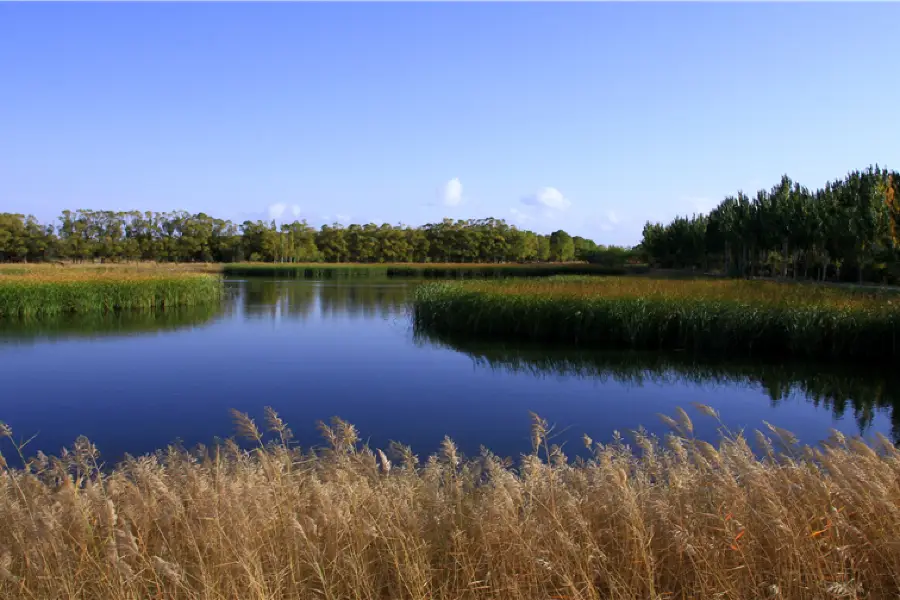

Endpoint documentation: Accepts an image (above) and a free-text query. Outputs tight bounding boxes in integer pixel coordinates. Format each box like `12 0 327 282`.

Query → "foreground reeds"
222 262 642 279
1 407 899 599
0 270 223 318
413 277 900 362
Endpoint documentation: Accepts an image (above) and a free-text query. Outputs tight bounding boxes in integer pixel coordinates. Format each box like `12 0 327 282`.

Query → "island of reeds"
0 266 223 318
412 276 900 363
1 407 899 599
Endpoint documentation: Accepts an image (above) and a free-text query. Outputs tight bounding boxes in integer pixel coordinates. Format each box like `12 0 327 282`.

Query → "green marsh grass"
223 262 644 279
413 276 900 362
0 270 223 318
1 407 899 599
0 262 223 275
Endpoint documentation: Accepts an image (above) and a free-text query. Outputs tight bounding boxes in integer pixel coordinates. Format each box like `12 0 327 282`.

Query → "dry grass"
1 407 899 599
456 277 899 309
0 262 223 277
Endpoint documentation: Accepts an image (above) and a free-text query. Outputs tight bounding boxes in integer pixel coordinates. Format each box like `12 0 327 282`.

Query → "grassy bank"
0 262 223 275
413 277 900 362
0 408 898 599
0 270 223 318
223 262 645 279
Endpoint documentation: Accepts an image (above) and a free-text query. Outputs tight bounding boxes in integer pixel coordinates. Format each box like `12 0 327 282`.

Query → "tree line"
0 211 629 265
641 166 900 283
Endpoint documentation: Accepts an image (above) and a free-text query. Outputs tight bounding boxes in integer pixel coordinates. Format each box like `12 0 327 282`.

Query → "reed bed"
222 263 639 279
0 407 898 600
413 277 900 362
0 262 223 275
0 270 223 318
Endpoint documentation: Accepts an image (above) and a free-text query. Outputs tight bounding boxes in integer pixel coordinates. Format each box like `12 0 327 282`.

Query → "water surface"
1 278 897 463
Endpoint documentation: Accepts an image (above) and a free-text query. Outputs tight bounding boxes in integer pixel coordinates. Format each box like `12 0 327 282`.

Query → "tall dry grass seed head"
0 406 899 599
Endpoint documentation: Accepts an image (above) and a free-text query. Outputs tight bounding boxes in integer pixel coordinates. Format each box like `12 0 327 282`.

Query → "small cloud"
441 178 463 206
510 207 534 224
606 210 620 225
336 213 351 223
521 187 571 211
268 203 303 221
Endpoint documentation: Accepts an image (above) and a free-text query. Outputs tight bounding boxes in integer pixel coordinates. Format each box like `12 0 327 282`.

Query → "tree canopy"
640 166 900 283
0 212 613 265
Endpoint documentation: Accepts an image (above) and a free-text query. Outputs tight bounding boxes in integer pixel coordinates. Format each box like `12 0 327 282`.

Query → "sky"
2 3 899 246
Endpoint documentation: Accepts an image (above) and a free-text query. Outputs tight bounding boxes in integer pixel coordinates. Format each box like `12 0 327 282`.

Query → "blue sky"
2 3 898 246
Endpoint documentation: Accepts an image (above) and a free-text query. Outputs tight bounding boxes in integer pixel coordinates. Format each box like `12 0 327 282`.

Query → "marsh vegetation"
0 407 898 600
222 262 642 279
413 276 900 362
0 268 223 318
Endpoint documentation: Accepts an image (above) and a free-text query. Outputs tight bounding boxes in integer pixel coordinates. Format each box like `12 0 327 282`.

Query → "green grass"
412 276 900 362
222 262 646 279
0 271 223 318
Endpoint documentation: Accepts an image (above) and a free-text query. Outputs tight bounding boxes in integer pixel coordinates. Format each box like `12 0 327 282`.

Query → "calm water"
1 278 897 463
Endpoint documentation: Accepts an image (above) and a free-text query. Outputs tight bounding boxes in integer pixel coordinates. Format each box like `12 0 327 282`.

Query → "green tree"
548 230 575 262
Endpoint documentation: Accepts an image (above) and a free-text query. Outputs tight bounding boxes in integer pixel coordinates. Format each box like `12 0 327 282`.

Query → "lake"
1 277 897 463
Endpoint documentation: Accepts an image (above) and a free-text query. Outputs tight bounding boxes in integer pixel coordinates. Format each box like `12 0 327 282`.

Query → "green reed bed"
224 263 391 278
413 276 900 362
223 262 640 279
0 272 223 318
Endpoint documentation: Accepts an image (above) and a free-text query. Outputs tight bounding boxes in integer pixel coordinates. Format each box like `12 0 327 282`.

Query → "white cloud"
598 216 618 232
510 207 534 224
521 187 571 211
267 203 303 221
606 210 620 225
441 178 463 206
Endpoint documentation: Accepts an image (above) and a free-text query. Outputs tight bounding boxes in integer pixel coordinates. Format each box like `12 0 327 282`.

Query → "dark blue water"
1 278 897 464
